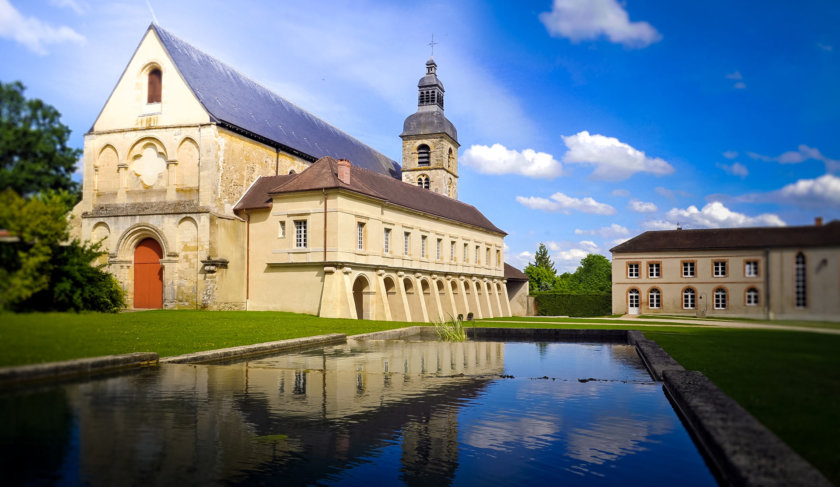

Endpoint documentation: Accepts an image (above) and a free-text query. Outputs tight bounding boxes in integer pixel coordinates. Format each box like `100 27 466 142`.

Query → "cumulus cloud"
628 199 657 213
775 174 840 207
716 162 749 178
461 144 563 179
747 145 840 172
723 151 738 159
516 193 616 214
49 0 85 15
561 131 674 181
644 201 785 229
0 0 85 54
725 71 746 89
538 0 661 48
575 223 629 238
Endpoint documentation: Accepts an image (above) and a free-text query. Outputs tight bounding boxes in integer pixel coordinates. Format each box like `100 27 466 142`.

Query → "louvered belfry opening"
417 144 430 166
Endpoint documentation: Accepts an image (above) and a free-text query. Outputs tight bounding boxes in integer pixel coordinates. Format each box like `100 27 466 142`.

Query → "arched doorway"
353 275 370 320
134 238 163 309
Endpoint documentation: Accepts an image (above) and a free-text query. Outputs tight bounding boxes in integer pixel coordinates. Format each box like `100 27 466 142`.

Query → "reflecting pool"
0 339 717 486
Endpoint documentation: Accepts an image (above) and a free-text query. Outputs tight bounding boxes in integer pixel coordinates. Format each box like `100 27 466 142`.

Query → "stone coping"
0 352 158 386
160 333 346 364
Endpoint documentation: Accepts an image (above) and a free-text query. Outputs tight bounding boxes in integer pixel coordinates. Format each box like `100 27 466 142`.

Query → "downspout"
275 148 279 175
764 248 770 320
246 211 251 307
323 189 328 262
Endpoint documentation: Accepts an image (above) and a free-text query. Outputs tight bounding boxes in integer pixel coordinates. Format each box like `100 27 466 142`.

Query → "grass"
433 316 468 341
1 310 837 483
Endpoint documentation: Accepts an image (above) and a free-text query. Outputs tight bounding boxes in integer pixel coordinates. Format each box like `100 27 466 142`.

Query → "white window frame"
648 262 661 278
682 261 695 278
714 288 727 309
436 238 442 260
383 228 391 254
628 263 639 279
683 288 696 309
713 261 727 277
475 245 480 264
404 232 411 257
294 220 307 248
745 261 759 278
356 222 365 251
746 288 759 306
421 235 427 258
450 241 456 262
648 289 661 309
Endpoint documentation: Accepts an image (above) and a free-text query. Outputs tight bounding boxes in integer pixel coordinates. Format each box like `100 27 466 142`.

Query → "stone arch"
416 173 430 190
95 145 120 195
450 279 466 319
383 276 405 322
176 138 199 189
90 222 111 266
140 62 163 105
417 144 431 167
353 273 372 320
420 278 437 321
404 277 424 322
127 137 168 189
116 223 171 261
176 217 199 307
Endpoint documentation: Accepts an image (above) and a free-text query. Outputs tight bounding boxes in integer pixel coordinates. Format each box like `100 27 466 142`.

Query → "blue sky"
1 0 838 272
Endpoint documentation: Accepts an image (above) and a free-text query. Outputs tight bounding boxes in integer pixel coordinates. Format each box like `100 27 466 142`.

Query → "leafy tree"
0 189 124 312
524 243 557 292
554 253 612 295
0 81 81 198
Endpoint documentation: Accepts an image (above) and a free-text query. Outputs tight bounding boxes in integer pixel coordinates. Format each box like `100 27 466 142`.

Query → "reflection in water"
0 340 717 486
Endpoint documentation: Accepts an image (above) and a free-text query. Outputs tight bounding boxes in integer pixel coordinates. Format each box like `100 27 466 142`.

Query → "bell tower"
400 57 459 199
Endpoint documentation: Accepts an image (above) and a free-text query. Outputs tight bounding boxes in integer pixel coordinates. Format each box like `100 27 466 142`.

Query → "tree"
524 243 557 292
0 189 124 312
554 253 612 295
0 81 81 198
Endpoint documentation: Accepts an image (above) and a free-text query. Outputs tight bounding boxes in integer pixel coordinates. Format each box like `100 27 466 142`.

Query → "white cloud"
733 81 746 90
776 174 840 207
516 193 616 215
747 145 840 172
49 0 86 15
0 0 85 54
716 162 749 178
538 0 661 48
723 151 738 159
561 131 674 181
644 201 785 229
818 43 833 52
511 250 533 269
575 223 629 238
461 144 563 179
628 199 657 213
725 71 746 89
610 189 630 197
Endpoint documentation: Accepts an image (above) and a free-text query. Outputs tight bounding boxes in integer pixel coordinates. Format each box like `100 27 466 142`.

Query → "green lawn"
1 310 837 483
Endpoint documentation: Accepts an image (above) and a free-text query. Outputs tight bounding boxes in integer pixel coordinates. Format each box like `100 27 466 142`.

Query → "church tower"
401 57 459 199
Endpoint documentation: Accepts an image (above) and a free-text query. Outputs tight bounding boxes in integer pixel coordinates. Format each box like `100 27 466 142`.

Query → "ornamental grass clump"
434 316 467 342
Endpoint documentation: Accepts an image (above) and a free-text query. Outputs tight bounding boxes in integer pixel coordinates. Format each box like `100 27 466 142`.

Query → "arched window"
714 288 727 310
148 68 162 104
746 288 759 306
648 288 660 309
447 148 453 168
628 289 640 310
417 144 430 166
417 175 429 189
683 288 696 309
795 252 807 308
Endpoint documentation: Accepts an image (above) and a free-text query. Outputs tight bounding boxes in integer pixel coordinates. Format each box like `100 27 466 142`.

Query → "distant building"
610 219 840 321
71 24 518 319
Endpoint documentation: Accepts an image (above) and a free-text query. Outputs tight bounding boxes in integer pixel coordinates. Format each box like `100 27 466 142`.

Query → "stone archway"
134 238 163 309
353 274 371 320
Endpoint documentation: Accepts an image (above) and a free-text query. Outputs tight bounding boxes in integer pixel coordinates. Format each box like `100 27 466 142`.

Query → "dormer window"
417 144 430 166
147 68 162 104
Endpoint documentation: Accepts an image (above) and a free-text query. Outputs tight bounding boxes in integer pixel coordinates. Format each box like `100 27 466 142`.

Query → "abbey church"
72 24 527 320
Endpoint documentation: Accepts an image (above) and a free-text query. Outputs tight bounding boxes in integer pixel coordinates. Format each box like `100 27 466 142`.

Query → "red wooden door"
134 238 163 309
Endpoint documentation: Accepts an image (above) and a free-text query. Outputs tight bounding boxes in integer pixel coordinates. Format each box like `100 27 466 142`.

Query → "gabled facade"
610 220 840 321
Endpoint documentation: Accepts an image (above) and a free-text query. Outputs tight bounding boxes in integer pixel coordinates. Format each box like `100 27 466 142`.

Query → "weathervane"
428 34 438 57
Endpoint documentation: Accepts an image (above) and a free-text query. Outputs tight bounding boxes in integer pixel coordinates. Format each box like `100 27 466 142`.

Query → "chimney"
337 159 351 184
815 217 823 226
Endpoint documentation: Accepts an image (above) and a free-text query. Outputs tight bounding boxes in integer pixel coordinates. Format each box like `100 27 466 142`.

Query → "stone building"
72 24 518 319
610 220 840 321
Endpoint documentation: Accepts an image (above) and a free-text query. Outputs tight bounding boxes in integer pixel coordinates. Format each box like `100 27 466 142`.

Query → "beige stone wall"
401 134 459 199
244 187 509 320
612 246 840 321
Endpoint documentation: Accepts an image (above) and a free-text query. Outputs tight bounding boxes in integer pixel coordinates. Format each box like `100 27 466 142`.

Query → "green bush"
534 293 611 317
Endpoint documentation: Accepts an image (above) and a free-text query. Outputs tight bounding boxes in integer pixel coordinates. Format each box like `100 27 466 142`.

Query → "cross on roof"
429 34 438 57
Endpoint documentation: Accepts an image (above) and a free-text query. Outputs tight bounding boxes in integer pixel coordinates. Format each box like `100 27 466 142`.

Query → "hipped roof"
150 24 401 178
610 221 840 253
235 157 505 235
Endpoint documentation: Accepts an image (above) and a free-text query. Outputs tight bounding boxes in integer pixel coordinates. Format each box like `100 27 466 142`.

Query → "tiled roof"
504 263 528 281
236 157 505 235
232 174 294 212
151 24 401 178
610 221 840 253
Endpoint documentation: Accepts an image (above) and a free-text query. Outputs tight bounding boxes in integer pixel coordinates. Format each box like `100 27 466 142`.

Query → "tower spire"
428 34 438 57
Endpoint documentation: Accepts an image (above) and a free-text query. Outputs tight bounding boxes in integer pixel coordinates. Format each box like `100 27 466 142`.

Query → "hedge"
534 293 611 317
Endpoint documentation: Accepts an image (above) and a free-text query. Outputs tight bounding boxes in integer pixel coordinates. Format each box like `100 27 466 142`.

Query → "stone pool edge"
0 352 159 386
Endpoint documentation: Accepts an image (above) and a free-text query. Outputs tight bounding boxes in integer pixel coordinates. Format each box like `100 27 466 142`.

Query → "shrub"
534 293 611 317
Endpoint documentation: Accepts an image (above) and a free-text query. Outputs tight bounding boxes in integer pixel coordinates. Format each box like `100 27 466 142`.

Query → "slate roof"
610 221 840 253
236 157 505 235
151 24 401 178
504 263 528 282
